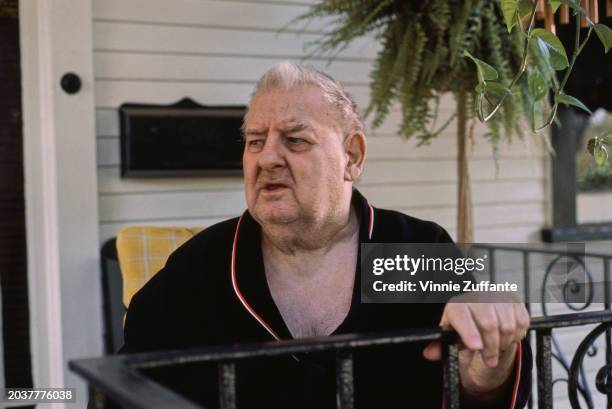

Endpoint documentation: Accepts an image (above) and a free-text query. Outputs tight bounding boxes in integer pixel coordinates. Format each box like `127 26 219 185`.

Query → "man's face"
242 85 350 227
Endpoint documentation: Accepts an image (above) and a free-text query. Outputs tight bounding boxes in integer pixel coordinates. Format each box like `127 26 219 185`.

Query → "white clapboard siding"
362 158 545 183
405 203 547 230
93 21 379 60
99 189 246 222
359 181 544 208
94 80 373 110
94 52 374 84
92 0 549 245
98 168 244 193
365 132 547 159
93 0 326 32
443 225 545 243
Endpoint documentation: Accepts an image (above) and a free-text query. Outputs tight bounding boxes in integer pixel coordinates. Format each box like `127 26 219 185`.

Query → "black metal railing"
473 243 612 409
80 242 612 409
70 310 612 409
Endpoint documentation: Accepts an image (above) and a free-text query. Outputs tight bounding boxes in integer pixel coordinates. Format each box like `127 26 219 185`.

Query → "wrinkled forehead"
243 85 343 130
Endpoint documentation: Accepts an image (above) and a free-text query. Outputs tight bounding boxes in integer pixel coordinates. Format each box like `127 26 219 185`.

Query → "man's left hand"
423 295 530 401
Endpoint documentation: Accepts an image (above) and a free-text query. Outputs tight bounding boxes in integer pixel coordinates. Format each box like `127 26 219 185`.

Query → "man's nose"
258 135 286 170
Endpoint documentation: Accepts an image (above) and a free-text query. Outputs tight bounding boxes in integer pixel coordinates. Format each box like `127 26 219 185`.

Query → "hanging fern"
297 0 551 152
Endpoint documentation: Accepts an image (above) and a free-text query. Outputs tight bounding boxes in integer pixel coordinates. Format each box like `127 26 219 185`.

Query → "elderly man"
121 62 531 409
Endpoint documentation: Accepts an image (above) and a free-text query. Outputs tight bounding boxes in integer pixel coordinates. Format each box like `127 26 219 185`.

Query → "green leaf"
475 81 510 98
593 23 612 54
501 0 518 32
603 134 612 145
483 82 511 102
549 1 562 13
594 145 608 167
550 0 581 14
518 0 533 17
587 138 597 155
531 28 569 70
556 93 593 114
528 69 548 101
463 50 498 83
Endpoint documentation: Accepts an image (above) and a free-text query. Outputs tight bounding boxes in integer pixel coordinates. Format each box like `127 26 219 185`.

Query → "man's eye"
246 139 264 151
248 140 264 146
285 137 310 151
287 137 306 145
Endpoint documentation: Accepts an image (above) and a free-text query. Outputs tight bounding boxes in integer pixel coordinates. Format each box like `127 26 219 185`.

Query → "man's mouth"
261 183 288 192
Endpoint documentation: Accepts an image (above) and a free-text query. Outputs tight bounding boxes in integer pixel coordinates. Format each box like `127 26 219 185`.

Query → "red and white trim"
441 341 523 409
231 200 375 339
231 213 282 341
367 203 374 240
508 341 523 409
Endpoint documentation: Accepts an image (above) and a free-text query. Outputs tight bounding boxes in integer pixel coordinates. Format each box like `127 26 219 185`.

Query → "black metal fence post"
536 329 553 409
442 341 460 409
335 350 355 409
523 251 534 409
604 258 612 409
218 362 237 409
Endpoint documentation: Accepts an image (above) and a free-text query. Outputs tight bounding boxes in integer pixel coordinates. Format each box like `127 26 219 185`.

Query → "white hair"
244 62 364 134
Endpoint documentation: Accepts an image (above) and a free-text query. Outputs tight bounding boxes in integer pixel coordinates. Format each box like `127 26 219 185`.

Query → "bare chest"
266 262 356 339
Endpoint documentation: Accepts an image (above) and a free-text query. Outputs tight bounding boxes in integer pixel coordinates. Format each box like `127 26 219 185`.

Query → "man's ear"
344 131 366 182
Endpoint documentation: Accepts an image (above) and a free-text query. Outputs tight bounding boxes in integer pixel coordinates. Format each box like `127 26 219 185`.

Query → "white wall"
92 0 549 245
578 191 612 224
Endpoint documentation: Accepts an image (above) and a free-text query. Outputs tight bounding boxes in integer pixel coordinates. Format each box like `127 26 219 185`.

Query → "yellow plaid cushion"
116 226 204 308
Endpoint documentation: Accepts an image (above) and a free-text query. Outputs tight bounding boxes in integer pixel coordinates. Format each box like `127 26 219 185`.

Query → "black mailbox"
119 98 245 177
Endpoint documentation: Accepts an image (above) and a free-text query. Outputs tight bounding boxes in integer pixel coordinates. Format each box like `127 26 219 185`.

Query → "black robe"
118 189 531 409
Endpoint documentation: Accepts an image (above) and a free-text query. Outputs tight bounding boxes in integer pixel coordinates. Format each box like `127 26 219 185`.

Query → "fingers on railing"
536 329 554 409
218 362 237 409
